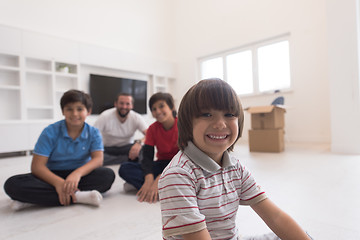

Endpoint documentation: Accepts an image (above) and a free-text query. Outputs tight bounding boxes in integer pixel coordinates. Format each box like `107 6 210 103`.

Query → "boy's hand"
137 174 159 203
64 172 81 192
63 172 81 202
55 181 72 206
137 182 158 203
128 143 141 160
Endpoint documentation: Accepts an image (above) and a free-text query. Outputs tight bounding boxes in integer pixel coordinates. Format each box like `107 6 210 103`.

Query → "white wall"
0 0 175 153
2 0 359 151
327 0 360 154
0 0 175 63
172 0 331 144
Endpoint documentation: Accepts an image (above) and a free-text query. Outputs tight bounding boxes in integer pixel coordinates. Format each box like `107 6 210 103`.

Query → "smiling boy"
4 90 115 209
158 79 311 240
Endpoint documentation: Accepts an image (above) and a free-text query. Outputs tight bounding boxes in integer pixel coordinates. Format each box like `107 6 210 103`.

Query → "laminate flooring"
1 143 359 240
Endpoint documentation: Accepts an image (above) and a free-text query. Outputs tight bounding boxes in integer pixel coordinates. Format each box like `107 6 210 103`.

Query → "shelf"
27 105 53 110
0 89 21 121
25 57 52 71
25 72 53 107
155 86 166 93
0 68 20 87
54 92 64 120
25 69 52 75
55 72 77 77
0 85 21 90
55 62 78 74
0 53 19 68
27 108 53 120
0 65 19 71
55 75 77 91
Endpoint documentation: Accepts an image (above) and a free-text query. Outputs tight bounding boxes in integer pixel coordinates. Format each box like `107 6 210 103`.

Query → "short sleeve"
93 114 105 132
158 166 207 238
136 113 148 132
144 123 156 146
33 126 57 157
90 127 104 152
238 165 267 205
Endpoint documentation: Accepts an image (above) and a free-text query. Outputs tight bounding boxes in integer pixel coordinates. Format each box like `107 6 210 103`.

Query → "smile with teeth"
207 134 228 140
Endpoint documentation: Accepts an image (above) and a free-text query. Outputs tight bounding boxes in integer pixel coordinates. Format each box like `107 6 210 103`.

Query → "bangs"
191 80 240 117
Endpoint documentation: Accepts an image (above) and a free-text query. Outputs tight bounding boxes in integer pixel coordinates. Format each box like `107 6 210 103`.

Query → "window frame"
198 33 293 97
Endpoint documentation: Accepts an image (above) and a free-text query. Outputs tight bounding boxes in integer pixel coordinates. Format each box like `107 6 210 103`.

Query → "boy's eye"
225 113 236 118
200 113 212 117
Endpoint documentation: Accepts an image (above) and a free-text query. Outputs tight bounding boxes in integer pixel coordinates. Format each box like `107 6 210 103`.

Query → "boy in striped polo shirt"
158 79 311 240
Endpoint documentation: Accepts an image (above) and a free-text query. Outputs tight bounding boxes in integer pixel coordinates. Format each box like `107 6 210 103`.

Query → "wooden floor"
1 142 360 240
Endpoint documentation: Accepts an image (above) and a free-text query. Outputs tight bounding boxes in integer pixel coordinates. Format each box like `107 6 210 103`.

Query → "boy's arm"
182 229 211 240
137 173 161 203
69 150 103 177
129 128 148 159
31 154 70 205
251 198 311 240
137 144 157 203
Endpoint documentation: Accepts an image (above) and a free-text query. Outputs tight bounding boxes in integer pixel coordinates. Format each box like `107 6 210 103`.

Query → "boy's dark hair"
149 92 177 118
177 78 244 151
60 89 93 112
115 92 134 104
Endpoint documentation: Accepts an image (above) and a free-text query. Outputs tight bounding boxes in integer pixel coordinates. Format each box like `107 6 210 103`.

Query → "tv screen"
89 74 147 114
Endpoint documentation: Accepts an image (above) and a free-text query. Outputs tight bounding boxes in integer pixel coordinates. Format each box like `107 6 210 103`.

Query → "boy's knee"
100 167 116 184
118 162 136 179
4 176 18 196
118 163 128 178
105 168 116 183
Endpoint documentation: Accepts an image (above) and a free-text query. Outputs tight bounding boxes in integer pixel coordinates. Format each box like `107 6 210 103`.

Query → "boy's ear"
88 108 92 115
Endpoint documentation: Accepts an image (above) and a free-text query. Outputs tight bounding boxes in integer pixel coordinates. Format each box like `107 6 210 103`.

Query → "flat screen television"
89 74 147 114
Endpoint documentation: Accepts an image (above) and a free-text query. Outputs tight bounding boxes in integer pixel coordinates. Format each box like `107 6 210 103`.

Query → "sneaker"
123 182 137 193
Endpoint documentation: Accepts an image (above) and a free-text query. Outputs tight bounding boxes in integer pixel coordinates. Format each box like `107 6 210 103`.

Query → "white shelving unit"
54 61 78 119
151 75 176 94
150 75 177 109
0 53 21 121
0 52 79 154
25 58 53 120
0 25 176 154
0 53 79 122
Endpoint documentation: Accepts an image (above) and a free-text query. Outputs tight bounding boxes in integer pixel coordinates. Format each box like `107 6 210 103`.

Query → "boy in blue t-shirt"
4 90 115 210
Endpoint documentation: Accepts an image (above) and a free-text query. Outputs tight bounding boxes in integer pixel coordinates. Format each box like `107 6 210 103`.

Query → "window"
199 35 291 95
257 41 291 92
226 50 253 95
200 57 223 80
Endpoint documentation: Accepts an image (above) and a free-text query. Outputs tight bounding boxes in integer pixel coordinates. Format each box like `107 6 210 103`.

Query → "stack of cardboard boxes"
246 105 286 152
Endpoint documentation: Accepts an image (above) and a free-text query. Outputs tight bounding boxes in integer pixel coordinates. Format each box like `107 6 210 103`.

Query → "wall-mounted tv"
89 74 147 115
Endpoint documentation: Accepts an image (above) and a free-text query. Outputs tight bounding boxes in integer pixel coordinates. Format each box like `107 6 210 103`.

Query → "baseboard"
0 150 32 159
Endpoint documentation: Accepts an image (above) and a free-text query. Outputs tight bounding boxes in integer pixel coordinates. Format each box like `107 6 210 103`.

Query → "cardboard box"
246 105 286 129
248 129 284 152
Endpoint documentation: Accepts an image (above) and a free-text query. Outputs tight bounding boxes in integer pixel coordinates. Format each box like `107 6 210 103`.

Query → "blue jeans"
119 160 170 189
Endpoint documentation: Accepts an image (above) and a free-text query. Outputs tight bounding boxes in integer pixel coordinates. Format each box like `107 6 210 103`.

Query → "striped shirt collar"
184 141 234 172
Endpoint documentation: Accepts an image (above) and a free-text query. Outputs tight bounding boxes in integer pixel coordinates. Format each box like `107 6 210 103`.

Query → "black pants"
104 144 137 165
3 167 115 206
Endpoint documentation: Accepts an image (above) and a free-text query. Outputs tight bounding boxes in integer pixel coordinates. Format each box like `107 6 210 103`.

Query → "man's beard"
117 109 130 118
